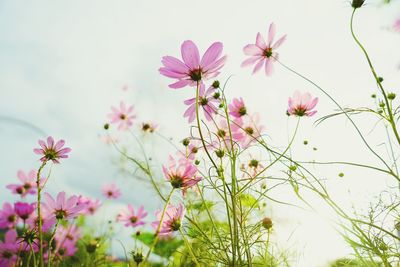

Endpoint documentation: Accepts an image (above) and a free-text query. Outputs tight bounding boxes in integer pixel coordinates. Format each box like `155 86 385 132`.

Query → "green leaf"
134 232 184 259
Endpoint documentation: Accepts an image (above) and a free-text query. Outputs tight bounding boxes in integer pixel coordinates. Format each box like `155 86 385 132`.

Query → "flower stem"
47 220 59 267
179 228 200 266
36 160 47 267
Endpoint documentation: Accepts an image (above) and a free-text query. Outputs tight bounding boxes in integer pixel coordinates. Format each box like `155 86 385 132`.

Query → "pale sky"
0 0 399 266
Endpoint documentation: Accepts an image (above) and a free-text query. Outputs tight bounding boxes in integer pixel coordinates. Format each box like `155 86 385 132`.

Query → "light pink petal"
38 140 47 150
256 32 266 49
267 23 276 46
181 40 200 69
203 55 227 73
159 68 188 79
243 44 263 56
264 58 274 76
184 98 196 105
307 97 319 110
47 136 54 148
54 140 65 150
241 56 261 68
252 58 265 74
200 42 223 68
56 192 66 208
272 35 287 49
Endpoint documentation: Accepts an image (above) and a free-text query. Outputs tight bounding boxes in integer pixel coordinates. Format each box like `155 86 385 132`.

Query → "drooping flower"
0 203 18 229
159 40 227 89
162 156 201 195
117 205 147 228
232 113 265 148
183 83 219 123
14 202 35 221
42 192 86 221
33 136 71 163
287 91 318 117
77 196 102 215
6 170 39 197
0 230 20 267
107 101 136 131
228 97 247 118
394 18 400 32
152 204 185 236
241 22 286 76
101 183 122 199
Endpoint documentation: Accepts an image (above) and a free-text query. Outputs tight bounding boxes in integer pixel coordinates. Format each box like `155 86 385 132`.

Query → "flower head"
117 204 147 228
162 156 201 195
241 22 286 76
102 183 122 199
107 101 136 131
141 122 158 133
77 196 102 215
232 113 265 148
33 136 71 163
159 40 227 89
228 97 247 118
183 83 219 123
0 203 18 229
42 192 85 221
6 170 39 197
287 91 318 117
14 202 35 220
55 224 81 245
152 204 185 236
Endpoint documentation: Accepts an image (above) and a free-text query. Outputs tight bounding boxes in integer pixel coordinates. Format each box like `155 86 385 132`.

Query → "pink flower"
102 183 122 199
159 40 227 89
55 240 77 258
0 230 20 267
228 97 247 118
183 83 219 123
117 205 147 228
14 202 35 220
55 225 81 245
241 22 286 76
6 170 39 197
42 192 86 221
77 196 101 215
162 156 201 195
0 203 18 229
25 209 55 233
287 91 318 117
152 204 185 236
213 119 244 150
232 113 265 148
394 18 400 32
107 101 136 131
33 136 71 163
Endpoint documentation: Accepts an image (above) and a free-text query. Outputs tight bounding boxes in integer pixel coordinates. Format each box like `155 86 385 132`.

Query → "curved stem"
179 228 200 266
36 160 47 267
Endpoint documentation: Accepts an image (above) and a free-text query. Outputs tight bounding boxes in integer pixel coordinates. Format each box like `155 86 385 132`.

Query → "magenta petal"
181 40 200 69
159 68 187 79
47 136 54 148
161 56 189 73
169 79 190 89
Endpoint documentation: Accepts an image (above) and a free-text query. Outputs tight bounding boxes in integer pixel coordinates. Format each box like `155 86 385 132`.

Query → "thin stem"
179 228 200 266
36 160 47 267
47 220 60 267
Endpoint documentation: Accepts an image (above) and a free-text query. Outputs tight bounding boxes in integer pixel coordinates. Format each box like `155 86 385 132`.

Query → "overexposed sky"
0 0 399 266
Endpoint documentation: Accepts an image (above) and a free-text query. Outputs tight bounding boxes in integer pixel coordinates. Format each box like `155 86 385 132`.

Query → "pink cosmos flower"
162 156 201 195
42 192 86 221
77 196 102 215
0 230 20 267
6 170 39 197
14 202 35 221
0 203 18 229
213 119 244 150
240 157 264 178
228 97 247 118
107 101 136 131
102 183 122 199
241 22 286 76
55 225 81 245
287 91 318 117
55 239 77 258
117 204 147 228
159 40 227 89
33 136 71 163
152 204 185 236
232 113 265 148
393 18 400 32
183 83 219 123
25 209 55 233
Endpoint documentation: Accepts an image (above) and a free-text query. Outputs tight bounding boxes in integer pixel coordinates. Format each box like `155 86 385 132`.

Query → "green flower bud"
262 217 273 230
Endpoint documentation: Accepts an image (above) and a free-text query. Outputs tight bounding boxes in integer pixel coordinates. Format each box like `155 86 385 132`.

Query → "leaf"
133 232 184 259
240 194 258 208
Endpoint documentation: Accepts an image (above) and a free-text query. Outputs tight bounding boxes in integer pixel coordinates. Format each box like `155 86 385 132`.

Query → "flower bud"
351 0 365 8
132 251 144 264
371 94 376 99
262 217 273 230
182 138 190 147
86 240 99 253
104 123 109 130
212 80 220 88
377 76 384 83
388 93 396 100
215 149 225 158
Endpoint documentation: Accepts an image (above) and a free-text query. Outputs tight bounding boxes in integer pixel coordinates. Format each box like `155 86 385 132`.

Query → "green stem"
47 220 60 267
179 228 200 266
36 160 47 267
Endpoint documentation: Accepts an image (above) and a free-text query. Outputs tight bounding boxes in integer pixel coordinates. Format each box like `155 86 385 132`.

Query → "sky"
0 0 399 266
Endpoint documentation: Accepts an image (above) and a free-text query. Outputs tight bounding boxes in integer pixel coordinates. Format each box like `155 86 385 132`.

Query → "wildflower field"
1 0 400 266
